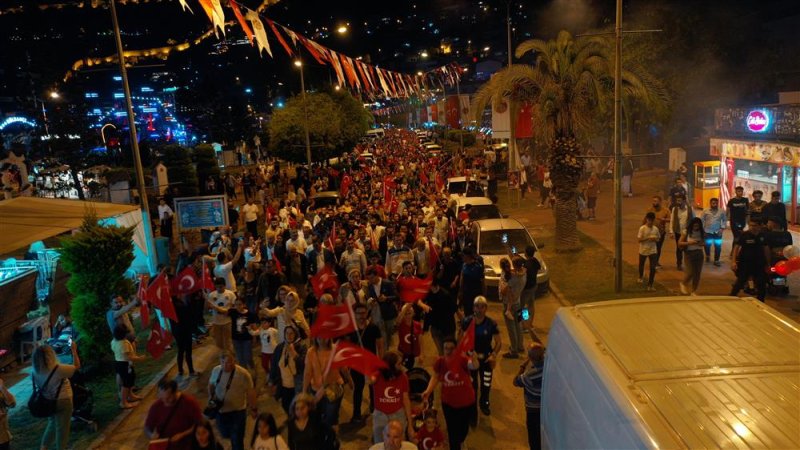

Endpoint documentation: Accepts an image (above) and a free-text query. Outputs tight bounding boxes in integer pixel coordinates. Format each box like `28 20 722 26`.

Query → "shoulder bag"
204 367 235 419
28 365 63 418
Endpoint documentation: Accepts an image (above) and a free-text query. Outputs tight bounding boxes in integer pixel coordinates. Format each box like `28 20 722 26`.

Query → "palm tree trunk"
552 187 581 251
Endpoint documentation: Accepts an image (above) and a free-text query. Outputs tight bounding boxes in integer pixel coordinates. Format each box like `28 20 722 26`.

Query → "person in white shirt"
340 239 368 275
432 210 450 244
285 229 308 255
250 318 279 386
242 199 261 238
260 291 310 344
206 278 236 352
251 412 288 450
368 420 418 450
209 238 244 291
157 198 174 243
638 212 661 291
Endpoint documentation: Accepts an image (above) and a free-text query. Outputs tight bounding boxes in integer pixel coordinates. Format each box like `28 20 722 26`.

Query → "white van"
366 128 385 140
542 296 800 449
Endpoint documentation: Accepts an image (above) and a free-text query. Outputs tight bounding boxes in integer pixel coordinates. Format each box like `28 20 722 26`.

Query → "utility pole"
296 60 312 167
455 72 464 153
506 1 513 67
613 0 623 292
110 0 157 274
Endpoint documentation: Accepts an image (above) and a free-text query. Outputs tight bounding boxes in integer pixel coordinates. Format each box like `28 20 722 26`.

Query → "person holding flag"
302 337 347 429
421 336 478 450
346 303 384 424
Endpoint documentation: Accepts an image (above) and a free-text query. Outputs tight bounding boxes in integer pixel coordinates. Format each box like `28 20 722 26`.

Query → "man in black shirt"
461 296 501 417
424 280 458 356
763 191 787 230
347 303 383 423
730 218 771 302
726 186 749 256
520 246 541 340
668 177 687 207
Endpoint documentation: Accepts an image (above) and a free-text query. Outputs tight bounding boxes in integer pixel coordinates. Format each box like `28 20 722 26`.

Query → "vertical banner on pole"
437 100 447 126
430 104 438 123
492 98 511 139
446 95 460 129
459 95 471 127
515 102 534 139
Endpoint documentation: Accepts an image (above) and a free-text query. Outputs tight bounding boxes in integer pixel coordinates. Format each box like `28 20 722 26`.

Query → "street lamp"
337 25 348 34
49 91 60 99
295 60 312 167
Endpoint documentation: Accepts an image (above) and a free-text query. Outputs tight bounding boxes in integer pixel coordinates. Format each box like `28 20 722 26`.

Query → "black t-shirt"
462 316 499 355
425 288 458 335
228 309 257 341
437 258 462 289
523 256 541 289
727 197 749 224
736 231 768 267
765 230 793 251
348 323 382 354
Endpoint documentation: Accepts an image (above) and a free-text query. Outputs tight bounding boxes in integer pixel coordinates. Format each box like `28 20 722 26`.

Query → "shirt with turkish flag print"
397 320 422 357
433 355 475 408
373 372 409 415
416 425 445 450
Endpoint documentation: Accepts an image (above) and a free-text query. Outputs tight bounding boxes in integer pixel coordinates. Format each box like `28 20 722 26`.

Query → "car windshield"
460 205 501 220
449 180 483 195
479 229 533 255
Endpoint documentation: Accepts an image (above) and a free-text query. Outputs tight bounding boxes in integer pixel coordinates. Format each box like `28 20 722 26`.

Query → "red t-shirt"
416 426 445 450
144 393 202 450
397 320 422 357
433 356 475 408
373 372 409 414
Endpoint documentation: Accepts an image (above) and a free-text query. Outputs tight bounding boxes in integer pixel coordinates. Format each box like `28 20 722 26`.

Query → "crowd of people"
134 129 544 450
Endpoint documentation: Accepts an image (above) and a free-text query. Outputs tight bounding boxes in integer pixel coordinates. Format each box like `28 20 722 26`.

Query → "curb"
87 356 178 450
548 282 573 307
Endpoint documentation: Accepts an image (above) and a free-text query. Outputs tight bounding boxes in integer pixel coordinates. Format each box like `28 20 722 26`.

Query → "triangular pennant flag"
300 36 327 65
355 62 372 92
281 25 300 48
197 0 214 22
230 0 253 44
328 51 347 87
266 19 294 57
177 0 193 13
208 0 226 36
340 55 361 90
245 11 272 57
376 68 390 95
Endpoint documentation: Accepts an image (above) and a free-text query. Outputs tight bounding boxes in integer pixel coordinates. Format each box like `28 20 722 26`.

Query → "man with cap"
461 296 501 417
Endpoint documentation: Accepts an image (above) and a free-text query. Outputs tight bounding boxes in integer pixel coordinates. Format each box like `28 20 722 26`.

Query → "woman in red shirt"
396 304 422 370
422 337 478 450
369 351 414 444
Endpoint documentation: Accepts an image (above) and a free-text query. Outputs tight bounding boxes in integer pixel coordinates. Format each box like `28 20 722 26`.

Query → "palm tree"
473 30 669 251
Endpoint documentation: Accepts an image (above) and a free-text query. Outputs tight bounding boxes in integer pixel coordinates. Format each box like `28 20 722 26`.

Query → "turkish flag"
419 170 429 186
455 318 475 360
201 262 215 291
310 303 357 339
446 95 461 129
397 275 433 303
327 341 387 377
146 318 173 360
137 274 150 327
310 265 340 298
340 174 353 197
435 172 444 193
516 102 534 139
146 273 178 322
171 266 201 296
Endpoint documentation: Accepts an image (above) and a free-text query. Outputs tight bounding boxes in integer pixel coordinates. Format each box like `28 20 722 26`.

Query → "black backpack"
28 365 63 418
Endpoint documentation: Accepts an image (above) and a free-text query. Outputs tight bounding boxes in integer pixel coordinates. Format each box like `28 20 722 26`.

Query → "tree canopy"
269 90 373 163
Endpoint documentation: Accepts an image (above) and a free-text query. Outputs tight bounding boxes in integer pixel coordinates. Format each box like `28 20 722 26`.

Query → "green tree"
269 91 372 163
58 213 134 366
473 31 669 251
157 144 198 196
193 143 220 192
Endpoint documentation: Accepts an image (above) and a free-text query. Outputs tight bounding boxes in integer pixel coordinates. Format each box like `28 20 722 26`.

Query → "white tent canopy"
0 197 153 274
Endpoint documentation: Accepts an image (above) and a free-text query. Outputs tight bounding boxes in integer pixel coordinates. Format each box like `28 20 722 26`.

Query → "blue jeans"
233 339 253 368
704 232 723 262
218 409 247 450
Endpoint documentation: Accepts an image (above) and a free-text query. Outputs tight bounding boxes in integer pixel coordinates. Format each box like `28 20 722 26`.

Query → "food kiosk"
693 161 721 208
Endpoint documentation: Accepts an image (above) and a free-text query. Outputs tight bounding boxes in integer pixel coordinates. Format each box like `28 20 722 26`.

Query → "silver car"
470 218 549 294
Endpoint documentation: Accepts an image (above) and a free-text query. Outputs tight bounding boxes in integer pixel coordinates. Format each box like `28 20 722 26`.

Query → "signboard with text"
174 195 228 230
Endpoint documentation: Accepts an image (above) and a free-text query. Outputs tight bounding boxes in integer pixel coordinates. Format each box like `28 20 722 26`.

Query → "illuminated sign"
0 116 36 130
746 110 770 133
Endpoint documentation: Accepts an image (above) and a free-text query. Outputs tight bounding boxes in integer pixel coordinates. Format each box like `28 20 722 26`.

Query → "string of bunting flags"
188 0 464 100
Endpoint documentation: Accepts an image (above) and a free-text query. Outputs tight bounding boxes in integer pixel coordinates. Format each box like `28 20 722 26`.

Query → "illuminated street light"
483 46 490 51
337 25 348 34
420 51 429 58
334 85 341 91
49 91 60 99
294 60 303 67
416 71 423 76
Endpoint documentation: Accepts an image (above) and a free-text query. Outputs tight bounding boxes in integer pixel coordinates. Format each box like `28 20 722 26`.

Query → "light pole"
109 0 157 274
295 60 312 167
613 0 623 292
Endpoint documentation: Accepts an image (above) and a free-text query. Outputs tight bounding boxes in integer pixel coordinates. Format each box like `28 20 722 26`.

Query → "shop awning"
0 197 141 255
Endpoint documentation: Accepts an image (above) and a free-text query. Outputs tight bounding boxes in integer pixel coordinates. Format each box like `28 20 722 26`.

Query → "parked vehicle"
448 196 501 220
542 296 800 450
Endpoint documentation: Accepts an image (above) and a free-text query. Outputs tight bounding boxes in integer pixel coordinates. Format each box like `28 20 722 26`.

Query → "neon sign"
0 116 36 130
746 110 770 133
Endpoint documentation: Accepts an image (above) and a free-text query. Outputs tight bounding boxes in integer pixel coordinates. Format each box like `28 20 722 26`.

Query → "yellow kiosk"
693 161 721 208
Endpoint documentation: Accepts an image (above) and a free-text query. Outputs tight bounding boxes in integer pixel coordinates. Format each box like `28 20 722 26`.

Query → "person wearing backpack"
31 342 80 450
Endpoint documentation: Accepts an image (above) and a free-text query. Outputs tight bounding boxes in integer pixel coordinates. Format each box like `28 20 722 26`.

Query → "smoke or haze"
536 0 600 37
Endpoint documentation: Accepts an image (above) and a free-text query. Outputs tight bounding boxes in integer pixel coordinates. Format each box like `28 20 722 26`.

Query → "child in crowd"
414 409 444 450
251 413 289 450
251 317 279 386
111 324 146 409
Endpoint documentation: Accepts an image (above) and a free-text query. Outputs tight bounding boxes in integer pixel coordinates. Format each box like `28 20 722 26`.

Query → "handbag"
28 365 63 418
204 366 235 419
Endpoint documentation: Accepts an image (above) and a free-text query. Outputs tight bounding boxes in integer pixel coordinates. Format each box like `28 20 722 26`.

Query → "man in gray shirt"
207 351 257 450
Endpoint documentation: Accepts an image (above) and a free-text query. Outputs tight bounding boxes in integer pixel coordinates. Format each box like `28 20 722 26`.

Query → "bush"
158 144 199 196
58 213 135 365
194 144 221 190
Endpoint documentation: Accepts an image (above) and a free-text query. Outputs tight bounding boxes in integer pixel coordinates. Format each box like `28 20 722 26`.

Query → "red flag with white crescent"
310 303 357 339
310 265 340 299
396 275 433 303
326 341 387 377
340 174 352 197
454 318 475 364
146 272 178 322
146 318 173 360
201 261 215 291
171 266 201 296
